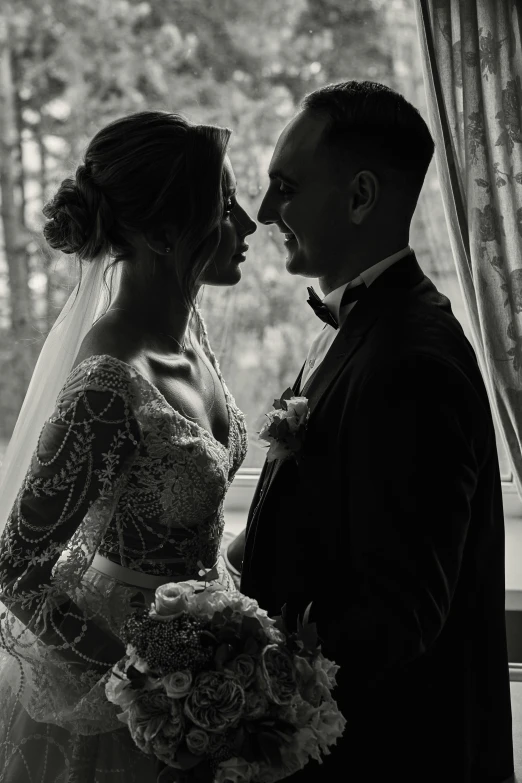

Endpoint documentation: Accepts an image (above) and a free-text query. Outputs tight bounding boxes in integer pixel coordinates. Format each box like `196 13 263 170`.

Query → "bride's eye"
224 196 236 216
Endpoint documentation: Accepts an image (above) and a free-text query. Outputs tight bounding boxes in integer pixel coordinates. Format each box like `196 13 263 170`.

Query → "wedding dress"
0 311 247 782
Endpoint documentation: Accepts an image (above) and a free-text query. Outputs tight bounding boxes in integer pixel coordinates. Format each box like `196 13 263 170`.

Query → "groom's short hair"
301 81 435 207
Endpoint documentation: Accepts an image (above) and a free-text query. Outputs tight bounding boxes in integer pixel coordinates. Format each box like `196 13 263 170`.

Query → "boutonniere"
258 388 310 463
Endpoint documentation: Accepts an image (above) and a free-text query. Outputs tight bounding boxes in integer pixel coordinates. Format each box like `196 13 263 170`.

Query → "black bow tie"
306 284 366 329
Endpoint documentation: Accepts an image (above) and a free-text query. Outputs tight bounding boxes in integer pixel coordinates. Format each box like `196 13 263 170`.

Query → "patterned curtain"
416 0 522 494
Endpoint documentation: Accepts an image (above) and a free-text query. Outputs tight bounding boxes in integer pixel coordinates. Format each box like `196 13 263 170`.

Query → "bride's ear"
144 226 177 256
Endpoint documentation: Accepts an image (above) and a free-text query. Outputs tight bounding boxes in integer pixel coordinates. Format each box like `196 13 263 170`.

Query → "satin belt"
91 553 191 590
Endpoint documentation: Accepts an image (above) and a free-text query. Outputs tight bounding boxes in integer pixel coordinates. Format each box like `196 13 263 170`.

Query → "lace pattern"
0 307 247 764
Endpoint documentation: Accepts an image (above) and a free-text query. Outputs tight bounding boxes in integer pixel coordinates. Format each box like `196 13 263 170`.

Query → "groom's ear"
351 170 379 225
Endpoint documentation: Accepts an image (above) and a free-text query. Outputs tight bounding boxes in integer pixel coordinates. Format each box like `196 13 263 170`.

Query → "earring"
165 246 172 253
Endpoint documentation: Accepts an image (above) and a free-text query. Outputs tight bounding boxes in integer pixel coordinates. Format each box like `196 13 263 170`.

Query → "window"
196 0 514 491
0 0 519 657
0 0 515 497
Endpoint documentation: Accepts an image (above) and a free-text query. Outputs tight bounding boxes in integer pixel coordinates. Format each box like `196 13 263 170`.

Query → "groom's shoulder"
355 290 482 394
373 280 472 355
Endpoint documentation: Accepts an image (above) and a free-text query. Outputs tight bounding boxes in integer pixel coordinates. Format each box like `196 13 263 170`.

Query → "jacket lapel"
248 252 425 534
249 359 307 521
249 362 305 519
293 362 306 394
302 252 425 415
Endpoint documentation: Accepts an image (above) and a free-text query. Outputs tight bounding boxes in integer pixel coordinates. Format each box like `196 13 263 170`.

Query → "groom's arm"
315 354 488 688
224 529 245 575
229 457 273 580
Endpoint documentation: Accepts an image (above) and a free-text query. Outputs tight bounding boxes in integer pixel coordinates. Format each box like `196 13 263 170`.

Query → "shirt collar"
323 245 412 325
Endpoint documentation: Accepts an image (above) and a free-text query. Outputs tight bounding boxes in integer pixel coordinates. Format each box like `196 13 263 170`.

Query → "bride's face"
200 157 257 287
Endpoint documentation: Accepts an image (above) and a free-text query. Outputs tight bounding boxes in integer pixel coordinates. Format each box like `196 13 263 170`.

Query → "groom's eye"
279 183 294 197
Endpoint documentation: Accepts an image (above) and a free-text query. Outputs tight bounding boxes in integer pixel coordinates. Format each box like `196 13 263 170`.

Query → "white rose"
191 587 230 619
162 670 193 699
125 645 149 674
266 439 293 462
285 397 308 429
310 700 346 752
228 593 278 635
285 397 308 417
314 655 340 688
185 727 210 755
258 409 286 441
215 757 256 783
105 670 138 712
286 416 300 433
244 690 269 720
293 725 323 764
152 582 194 620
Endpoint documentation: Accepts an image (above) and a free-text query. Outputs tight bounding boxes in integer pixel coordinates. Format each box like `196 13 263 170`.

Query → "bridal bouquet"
106 579 345 783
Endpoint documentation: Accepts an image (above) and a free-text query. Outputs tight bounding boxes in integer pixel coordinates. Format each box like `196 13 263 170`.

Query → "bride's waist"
89 553 224 590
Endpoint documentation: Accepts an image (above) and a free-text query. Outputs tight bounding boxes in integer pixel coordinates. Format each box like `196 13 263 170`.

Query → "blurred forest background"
0 0 510 474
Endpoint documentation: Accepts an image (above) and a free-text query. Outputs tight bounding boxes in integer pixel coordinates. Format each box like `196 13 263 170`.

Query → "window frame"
233 469 521 495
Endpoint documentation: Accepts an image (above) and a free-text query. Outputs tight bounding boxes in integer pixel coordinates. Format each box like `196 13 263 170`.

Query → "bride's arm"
0 373 140 673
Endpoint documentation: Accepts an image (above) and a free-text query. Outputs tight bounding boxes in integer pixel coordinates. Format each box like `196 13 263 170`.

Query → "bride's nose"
234 206 257 237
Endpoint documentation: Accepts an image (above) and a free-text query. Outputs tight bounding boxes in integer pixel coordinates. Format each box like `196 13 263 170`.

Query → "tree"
0 0 426 465
0 7 37 419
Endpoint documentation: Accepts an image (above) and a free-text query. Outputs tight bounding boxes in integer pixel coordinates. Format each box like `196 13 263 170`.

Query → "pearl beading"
0 311 248 739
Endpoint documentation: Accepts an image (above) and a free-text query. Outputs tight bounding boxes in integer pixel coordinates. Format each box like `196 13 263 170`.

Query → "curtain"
416 0 522 495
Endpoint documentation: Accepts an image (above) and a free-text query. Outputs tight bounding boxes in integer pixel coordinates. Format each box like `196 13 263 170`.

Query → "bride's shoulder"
64 311 145 399
72 310 142 372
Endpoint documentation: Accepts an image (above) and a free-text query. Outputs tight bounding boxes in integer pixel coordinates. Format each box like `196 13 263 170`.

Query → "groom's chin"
285 251 312 277
285 247 301 273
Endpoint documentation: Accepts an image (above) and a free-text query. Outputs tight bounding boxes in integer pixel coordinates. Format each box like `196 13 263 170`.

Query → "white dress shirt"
299 246 412 392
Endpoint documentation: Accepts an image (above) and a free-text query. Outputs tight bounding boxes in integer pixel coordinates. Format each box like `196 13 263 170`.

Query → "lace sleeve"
0 358 140 674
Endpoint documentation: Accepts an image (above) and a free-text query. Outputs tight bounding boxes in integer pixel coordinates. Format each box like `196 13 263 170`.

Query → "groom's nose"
257 190 278 226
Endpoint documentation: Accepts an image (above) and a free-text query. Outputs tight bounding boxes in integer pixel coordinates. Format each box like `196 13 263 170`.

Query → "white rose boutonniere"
258 388 310 463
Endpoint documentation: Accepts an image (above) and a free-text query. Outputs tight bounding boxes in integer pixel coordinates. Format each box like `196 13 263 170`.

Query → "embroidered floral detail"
495 76 522 152
0 308 248 747
475 203 505 243
467 108 487 165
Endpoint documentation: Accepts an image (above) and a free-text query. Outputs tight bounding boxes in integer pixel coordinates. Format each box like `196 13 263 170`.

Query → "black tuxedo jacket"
241 254 514 783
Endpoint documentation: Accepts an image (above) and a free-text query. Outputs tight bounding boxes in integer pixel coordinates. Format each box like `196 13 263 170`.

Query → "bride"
0 111 256 782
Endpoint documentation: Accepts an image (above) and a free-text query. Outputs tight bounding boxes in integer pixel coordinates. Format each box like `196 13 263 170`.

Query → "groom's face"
258 110 354 281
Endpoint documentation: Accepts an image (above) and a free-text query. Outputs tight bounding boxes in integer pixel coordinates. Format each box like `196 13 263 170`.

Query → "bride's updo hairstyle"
43 111 231 308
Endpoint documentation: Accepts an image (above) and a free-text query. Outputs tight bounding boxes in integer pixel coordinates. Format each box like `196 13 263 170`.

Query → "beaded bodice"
0 322 247 582
0 314 248 735
94 351 247 577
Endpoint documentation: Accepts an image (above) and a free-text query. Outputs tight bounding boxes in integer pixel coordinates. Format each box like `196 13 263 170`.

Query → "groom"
231 82 514 782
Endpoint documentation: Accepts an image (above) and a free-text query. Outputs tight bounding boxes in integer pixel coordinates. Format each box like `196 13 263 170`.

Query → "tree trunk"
35 122 56 329
0 12 34 394
11 52 26 228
